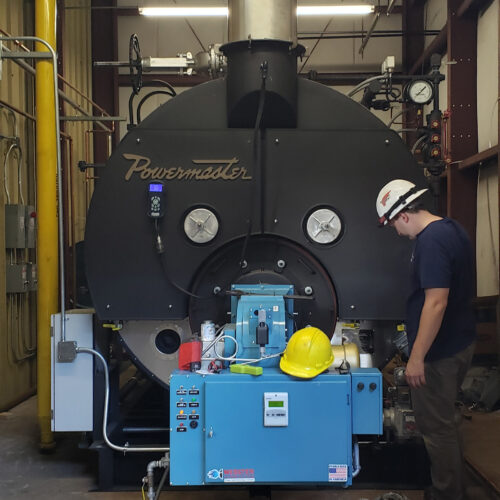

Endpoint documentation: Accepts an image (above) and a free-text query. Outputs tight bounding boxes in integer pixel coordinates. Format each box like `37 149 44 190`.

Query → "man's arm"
405 287 449 388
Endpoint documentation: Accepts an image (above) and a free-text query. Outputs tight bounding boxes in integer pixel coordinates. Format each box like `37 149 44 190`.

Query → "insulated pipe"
35 0 58 450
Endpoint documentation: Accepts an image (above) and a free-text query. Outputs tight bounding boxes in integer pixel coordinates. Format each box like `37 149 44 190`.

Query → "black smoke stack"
221 0 304 128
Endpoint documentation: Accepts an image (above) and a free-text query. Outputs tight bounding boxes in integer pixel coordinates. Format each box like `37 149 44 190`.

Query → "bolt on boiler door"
204 370 353 485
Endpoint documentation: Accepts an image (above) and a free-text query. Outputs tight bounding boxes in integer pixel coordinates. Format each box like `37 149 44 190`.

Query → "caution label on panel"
223 468 255 483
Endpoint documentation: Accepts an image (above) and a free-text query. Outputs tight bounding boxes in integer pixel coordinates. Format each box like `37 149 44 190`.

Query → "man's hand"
406 288 449 388
405 355 426 388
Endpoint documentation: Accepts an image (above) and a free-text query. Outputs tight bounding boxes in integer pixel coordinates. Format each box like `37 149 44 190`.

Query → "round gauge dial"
184 208 219 244
407 80 434 105
305 207 343 245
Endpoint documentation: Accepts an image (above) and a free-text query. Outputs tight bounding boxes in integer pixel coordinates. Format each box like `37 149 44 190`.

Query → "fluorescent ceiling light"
139 5 374 17
139 7 228 17
297 5 374 15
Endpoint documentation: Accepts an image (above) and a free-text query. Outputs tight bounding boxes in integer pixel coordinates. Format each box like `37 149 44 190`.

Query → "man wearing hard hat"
376 179 476 500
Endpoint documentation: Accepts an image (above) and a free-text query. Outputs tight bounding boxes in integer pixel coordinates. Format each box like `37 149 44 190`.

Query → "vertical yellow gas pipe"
35 0 57 450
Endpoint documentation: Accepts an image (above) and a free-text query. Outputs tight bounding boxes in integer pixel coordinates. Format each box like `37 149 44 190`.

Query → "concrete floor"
0 397 497 500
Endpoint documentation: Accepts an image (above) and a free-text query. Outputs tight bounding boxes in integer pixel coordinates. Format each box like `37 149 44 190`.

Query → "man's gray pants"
410 342 475 500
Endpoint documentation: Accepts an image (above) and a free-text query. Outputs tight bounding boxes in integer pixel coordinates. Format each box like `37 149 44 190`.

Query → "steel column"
35 0 58 450
446 0 478 247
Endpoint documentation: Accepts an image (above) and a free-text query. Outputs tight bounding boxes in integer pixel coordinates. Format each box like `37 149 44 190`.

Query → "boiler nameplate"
123 154 252 182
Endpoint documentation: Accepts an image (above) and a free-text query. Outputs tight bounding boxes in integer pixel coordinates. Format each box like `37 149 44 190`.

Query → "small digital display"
149 183 163 192
268 401 284 408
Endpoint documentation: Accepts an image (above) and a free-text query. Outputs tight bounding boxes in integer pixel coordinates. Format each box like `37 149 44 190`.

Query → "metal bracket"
78 160 106 172
57 340 77 363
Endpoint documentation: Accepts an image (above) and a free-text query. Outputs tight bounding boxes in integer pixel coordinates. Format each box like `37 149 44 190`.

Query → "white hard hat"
376 179 428 226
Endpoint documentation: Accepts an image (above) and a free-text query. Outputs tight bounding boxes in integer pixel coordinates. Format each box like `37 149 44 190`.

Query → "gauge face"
408 80 433 104
184 208 219 244
305 207 343 245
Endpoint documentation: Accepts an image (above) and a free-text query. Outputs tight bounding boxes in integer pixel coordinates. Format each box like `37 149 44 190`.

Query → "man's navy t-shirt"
406 217 476 361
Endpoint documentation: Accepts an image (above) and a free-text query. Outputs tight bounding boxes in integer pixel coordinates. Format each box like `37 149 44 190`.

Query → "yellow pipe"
35 0 57 450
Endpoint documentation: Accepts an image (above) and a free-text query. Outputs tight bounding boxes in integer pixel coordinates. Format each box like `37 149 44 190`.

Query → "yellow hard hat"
280 327 334 379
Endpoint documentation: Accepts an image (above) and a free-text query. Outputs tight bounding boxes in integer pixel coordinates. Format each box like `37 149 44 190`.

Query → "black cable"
145 79 177 96
153 220 208 299
153 219 230 300
239 61 268 267
158 253 209 299
137 90 176 124
128 92 138 128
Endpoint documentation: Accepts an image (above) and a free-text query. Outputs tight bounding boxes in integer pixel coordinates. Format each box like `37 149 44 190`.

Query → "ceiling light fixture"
139 5 375 17
298 5 374 15
139 7 228 17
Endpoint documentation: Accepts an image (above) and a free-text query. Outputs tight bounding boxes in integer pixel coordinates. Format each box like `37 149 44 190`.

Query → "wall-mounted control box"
5 204 36 249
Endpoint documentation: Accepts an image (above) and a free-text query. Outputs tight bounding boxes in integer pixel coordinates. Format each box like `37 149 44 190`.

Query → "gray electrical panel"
5 205 25 248
6 262 38 293
51 311 94 431
6 263 29 293
5 204 37 249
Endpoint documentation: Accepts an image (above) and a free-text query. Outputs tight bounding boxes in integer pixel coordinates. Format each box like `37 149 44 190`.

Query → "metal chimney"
222 0 304 128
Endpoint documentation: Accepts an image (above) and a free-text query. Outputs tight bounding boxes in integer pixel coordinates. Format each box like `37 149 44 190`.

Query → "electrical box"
5 204 37 249
5 262 37 293
351 369 383 435
6 263 29 293
51 311 94 432
5 205 25 248
169 369 379 486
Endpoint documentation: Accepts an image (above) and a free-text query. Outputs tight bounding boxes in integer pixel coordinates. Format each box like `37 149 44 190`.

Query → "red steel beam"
446 0 478 248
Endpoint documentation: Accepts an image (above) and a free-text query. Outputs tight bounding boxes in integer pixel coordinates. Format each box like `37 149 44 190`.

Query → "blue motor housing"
224 284 295 367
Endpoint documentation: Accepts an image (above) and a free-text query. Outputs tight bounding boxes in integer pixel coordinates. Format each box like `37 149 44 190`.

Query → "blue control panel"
169 367 382 486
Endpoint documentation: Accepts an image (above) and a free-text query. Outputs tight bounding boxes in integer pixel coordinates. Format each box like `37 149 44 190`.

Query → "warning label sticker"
223 468 255 483
328 464 348 482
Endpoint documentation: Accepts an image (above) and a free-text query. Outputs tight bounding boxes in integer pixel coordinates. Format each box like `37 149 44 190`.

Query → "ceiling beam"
457 0 492 17
409 24 447 76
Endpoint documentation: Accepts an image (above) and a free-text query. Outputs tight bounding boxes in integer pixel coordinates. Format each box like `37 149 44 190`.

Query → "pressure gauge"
407 80 434 105
305 207 343 245
184 208 219 244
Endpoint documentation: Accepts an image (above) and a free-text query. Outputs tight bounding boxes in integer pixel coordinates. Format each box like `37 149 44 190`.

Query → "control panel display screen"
264 392 288 427
149 183 163 192
268 401 284 408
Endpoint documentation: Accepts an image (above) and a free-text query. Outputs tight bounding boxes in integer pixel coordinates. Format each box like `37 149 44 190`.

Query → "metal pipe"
228 0 297 44
60 115 124 121
60 132 76 305
352 439 361 477
1 33 65 336
1 44 113 133
0 99 36 122
123 427 170 434
1 27 115 131
76 347 170 453
146 455 170 500
359 11 381 55
386 0 397 16
347 74 388 98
